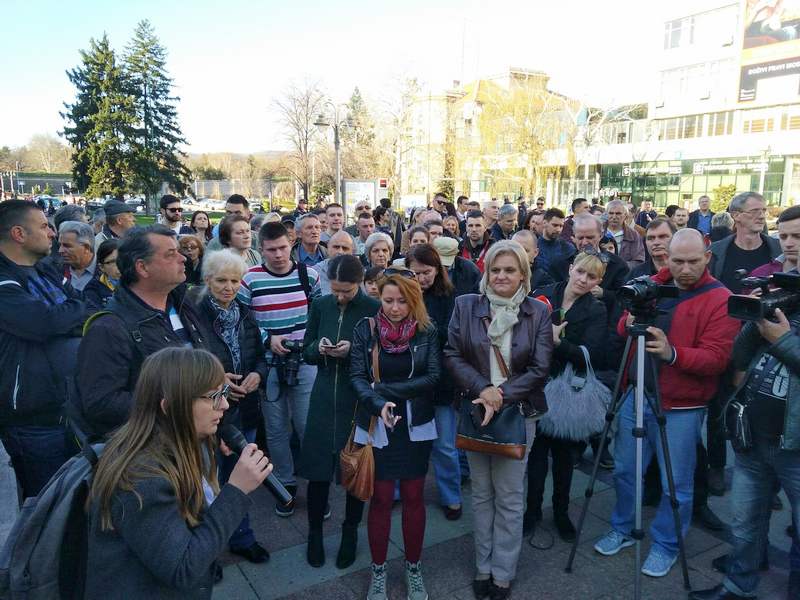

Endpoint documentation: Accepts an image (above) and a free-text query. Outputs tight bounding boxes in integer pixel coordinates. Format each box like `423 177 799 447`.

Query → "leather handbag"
340 318 379 501
539 346 611 441
456 328 527 460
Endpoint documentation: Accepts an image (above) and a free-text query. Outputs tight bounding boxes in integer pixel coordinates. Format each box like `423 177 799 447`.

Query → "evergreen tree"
124 20 190 204
62 35 136 199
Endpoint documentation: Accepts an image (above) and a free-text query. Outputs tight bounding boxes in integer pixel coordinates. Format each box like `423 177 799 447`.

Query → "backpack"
0 443 103 600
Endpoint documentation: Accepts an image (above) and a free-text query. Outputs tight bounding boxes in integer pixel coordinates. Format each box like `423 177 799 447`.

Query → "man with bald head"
595 227 739 578
313 230 353 295
512 229 553 289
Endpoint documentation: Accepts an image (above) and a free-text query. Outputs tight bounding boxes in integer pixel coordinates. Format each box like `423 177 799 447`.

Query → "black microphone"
218 423 293 505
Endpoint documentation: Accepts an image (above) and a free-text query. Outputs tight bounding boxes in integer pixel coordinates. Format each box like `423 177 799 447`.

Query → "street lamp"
314 102 351 204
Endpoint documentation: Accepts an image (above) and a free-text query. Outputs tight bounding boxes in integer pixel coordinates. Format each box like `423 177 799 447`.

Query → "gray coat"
709 232 781 281
85 477 251 599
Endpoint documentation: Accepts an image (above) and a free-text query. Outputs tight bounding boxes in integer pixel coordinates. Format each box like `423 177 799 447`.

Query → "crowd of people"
0 188 798 600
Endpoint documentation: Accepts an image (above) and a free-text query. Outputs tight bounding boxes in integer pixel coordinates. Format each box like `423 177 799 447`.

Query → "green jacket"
297 290 380 481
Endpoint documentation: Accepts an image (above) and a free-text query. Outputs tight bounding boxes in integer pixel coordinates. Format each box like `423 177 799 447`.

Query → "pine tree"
124 20 190 205
62 35 136 199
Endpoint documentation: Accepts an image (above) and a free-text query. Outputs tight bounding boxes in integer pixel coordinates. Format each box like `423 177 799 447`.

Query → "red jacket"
617 268 740 410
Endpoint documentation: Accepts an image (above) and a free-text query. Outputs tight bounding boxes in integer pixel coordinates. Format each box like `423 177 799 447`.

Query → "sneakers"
323 503 332 520
641 547 677 577
594 530 635 556
367 563 388 600
275 484 297 517
405 561 428 600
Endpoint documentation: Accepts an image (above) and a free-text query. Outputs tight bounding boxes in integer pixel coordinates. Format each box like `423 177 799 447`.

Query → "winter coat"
350 318 440 432
297 291 380 481
192 294 268 430
709 232 781 281
444 294 553 415
423 289 456 404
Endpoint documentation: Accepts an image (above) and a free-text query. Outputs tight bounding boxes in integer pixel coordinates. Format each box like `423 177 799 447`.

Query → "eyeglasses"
579 246 610 264
740 208 767 216
166 207 183 213
199 384 229 410
381 267 416 279
101 258 117 266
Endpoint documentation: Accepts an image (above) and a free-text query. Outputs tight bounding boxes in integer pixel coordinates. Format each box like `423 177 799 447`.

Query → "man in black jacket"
77 225 206 437
433 236 480 296
0 200 88 498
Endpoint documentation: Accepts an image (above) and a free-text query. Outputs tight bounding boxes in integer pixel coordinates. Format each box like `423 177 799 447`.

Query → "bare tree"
24 134 72 173
273 81 326 202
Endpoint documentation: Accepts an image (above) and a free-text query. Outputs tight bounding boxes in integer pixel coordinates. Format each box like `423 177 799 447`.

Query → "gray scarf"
483 285 527 345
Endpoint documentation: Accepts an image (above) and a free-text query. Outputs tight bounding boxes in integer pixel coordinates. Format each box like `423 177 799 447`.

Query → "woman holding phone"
350 269 440 600
299 255 380 569
85 347 271 599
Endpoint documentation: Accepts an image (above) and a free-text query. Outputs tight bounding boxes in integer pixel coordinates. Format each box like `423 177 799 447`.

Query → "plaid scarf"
376 309 417 354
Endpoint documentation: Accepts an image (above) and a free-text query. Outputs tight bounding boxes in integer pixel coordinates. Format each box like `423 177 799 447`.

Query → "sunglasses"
381 267 416 280
579 246 609 264
166 207 183 213
200 384 230 410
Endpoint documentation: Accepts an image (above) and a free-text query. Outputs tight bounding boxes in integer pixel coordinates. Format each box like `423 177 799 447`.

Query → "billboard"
739 0 800 104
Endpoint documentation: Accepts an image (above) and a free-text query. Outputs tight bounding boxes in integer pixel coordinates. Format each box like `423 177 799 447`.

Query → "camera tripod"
565 321 691 599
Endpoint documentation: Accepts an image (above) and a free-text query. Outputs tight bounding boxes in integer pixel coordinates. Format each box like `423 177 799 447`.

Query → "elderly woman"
710 211 734 242
444 240 553 600
363 231 393 270
299 255 381 569
191 249 270 564
179 234 205 285
526 251 608 541
220 215 261 267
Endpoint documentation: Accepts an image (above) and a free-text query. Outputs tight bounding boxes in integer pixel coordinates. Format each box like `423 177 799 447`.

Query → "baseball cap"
433 236 459 268
103 199 135 217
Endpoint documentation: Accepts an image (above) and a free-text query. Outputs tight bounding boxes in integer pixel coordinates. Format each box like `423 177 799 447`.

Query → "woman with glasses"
85 347 272 599
190 249 269 565
444 240 552 600
179 234 205 286
219 215 261 268
84 239 120 313
299 255 380 569
351 269 440 600
190 210 213 243
525 251 607 542
405 244 463 521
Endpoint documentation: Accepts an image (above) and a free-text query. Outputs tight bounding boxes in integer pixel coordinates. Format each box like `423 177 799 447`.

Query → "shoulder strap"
368 317 381 383
297 262 312 302
82 310 143 345
481 317 510 379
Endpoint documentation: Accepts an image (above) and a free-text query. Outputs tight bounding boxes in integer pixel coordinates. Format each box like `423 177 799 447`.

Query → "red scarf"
376 309 417 354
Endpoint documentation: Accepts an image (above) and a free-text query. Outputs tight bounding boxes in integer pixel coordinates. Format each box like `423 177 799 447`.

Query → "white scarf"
484 285 527 346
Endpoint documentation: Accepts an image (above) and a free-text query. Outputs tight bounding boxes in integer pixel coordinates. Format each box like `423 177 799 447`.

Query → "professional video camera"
727 271 800 321
272 339 304 386
618 275 679 323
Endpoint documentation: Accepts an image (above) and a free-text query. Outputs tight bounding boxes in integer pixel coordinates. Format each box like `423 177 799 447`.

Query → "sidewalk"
213 452 795 600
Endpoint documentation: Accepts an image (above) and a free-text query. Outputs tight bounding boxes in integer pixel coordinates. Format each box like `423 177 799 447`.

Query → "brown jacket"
443 294 553 415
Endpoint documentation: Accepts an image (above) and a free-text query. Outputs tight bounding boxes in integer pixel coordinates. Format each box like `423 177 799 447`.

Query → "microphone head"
218 423 247 455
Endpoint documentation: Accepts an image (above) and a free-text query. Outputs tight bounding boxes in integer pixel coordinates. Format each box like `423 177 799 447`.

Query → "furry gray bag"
538 346 611 441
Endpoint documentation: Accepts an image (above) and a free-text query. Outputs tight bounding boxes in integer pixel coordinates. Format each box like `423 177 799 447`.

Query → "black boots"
336 524 358 569
307 527 325 567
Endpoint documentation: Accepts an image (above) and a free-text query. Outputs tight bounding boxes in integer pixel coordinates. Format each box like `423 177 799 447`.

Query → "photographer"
594 229 739 578
238 221 321 517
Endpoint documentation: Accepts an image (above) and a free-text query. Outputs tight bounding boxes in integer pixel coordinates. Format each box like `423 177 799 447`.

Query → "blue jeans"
0 424 76 500
263 363 315 487
610 389 704 556
217 409 256 550
431 405 461 506
724 438 800 597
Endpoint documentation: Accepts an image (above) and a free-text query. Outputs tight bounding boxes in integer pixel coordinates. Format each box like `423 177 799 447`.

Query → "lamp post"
314 102 351 205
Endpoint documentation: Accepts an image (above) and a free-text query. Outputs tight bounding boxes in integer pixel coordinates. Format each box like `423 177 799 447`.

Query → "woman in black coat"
350 269 440 600
526 250 608 542
191 249 269 565
405 243 463 520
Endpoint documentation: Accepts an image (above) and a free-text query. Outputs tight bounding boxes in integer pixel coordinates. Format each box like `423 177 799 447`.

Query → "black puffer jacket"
350 317 440 431
77 284 206 437
423 290 456 404
192 294 268 429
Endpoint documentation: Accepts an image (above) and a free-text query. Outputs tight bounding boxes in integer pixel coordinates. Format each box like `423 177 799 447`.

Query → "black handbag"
455 323 527 460
723 354 764 453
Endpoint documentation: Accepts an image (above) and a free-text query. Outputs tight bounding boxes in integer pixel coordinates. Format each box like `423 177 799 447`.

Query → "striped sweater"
238 262 321 344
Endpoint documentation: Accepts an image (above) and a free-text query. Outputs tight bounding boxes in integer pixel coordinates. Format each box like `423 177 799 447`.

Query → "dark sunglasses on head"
201 384 230 409
579 246 609 264
381 267 416 280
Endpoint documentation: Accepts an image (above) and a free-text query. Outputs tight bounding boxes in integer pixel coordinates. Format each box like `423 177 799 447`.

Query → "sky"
0 0 717 154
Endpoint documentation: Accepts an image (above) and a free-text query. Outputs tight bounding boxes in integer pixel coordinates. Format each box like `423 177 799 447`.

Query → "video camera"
618 275 679 324
271 339 304 386
727 271 800 321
